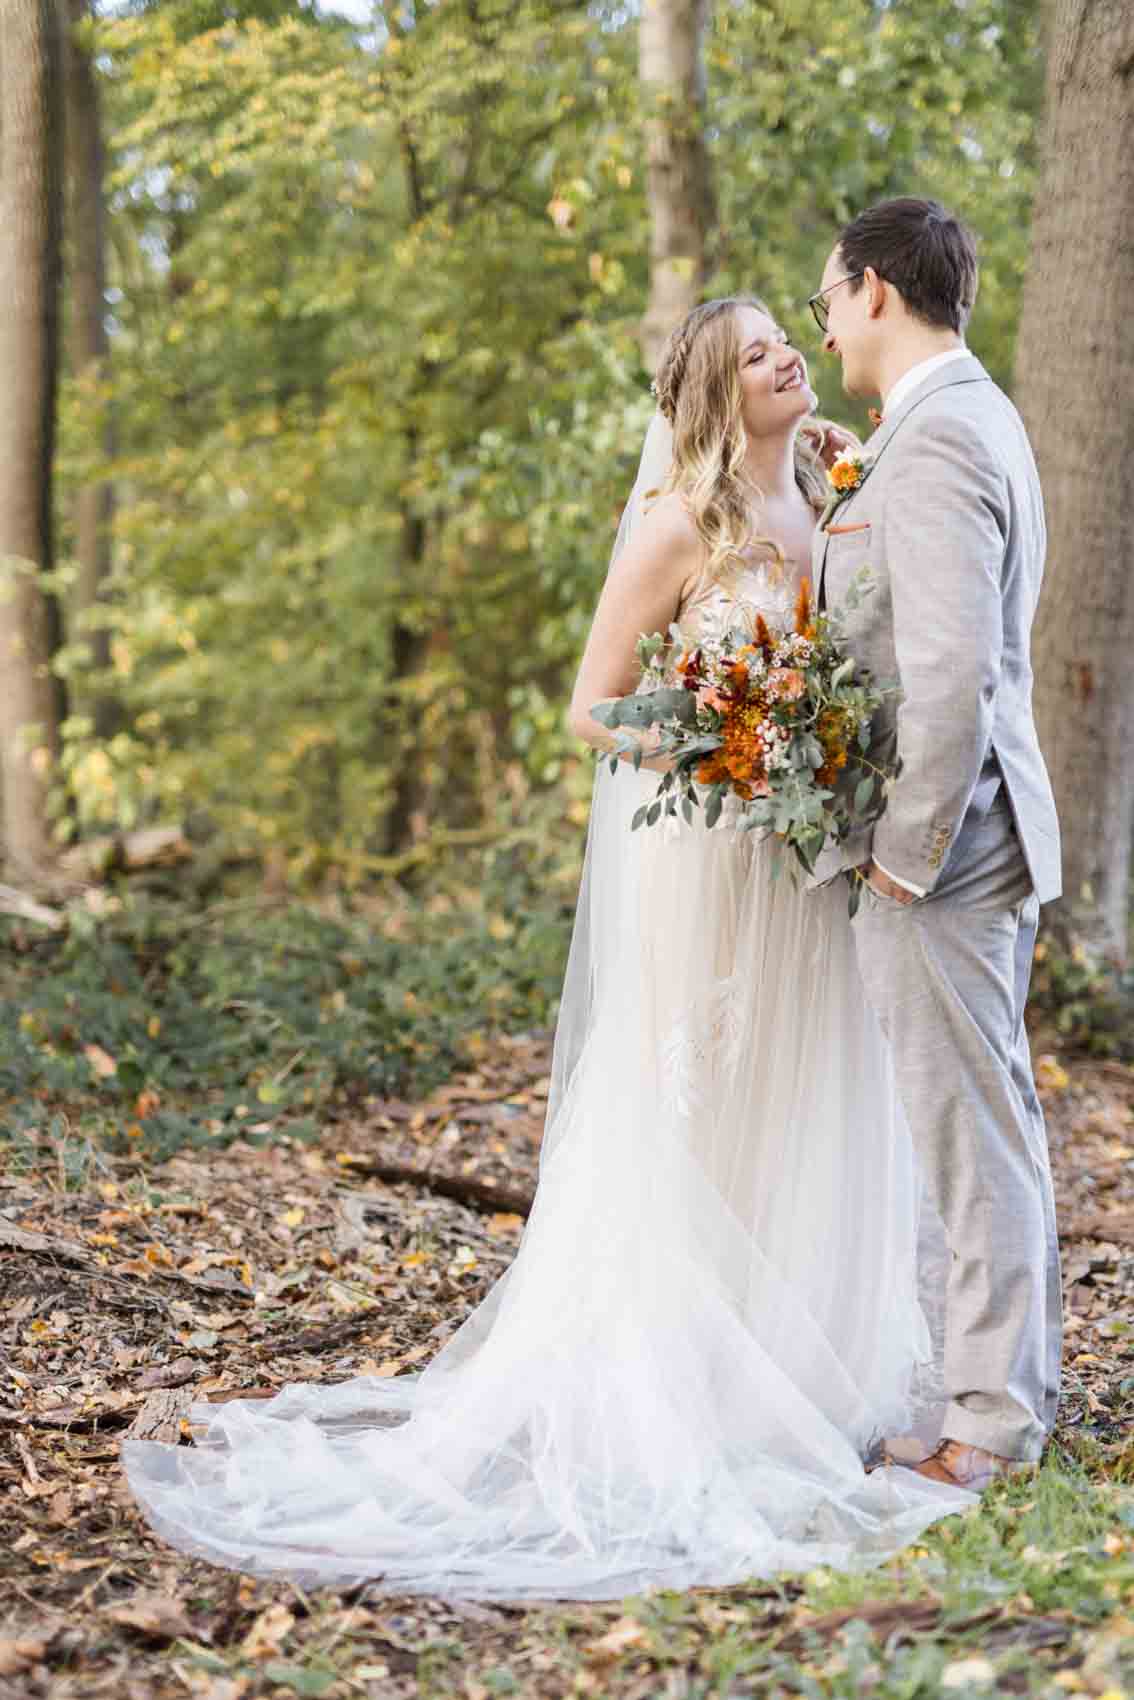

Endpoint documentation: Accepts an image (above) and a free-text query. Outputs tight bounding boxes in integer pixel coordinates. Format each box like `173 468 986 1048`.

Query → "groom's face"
817 246 879 400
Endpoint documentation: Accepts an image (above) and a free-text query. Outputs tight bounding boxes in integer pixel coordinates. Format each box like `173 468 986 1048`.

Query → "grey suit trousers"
851 792 1062 1461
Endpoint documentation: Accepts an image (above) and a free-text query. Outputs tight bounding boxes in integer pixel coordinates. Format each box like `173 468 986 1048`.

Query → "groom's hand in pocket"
863 860 917 905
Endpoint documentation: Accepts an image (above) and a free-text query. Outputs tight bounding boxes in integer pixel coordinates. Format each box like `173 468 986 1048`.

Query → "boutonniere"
819 449 875 532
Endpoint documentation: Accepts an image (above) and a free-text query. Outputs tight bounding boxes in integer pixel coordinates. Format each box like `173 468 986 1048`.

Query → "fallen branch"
120 1389 190 1445
258 1310 385 1356
58 824 193 881
343 1158 533 1218
0 882 64 930
346 824 547 881
0 1222 95 1266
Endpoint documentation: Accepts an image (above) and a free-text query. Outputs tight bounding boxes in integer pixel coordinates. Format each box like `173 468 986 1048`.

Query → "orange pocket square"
825 521 871 536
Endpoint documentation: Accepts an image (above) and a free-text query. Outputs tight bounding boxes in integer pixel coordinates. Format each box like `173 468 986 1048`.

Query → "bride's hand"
811 422 858 471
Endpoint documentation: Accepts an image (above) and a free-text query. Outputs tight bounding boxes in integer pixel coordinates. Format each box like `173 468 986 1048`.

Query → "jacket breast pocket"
823 523 875 590
825 521 873 550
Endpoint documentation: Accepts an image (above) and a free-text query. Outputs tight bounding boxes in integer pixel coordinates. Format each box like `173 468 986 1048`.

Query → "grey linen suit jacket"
807 354 1062 902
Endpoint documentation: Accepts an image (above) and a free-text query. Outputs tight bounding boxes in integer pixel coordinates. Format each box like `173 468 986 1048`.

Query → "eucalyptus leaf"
589 689 696 730
677 736 725 761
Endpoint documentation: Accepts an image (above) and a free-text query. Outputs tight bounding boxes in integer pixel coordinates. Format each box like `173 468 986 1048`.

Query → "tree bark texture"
639 0 715 373
64 0 115 736
0 0 66 879
1014 0 1134 964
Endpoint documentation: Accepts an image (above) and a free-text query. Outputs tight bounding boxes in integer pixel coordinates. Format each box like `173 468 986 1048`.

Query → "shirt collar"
880 346 970 421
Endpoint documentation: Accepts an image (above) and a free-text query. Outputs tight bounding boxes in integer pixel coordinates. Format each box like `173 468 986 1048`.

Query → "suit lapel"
817 355 991 611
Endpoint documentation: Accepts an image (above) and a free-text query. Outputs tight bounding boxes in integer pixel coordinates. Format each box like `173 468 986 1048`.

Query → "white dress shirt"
878 345 969 423
870 345 969 898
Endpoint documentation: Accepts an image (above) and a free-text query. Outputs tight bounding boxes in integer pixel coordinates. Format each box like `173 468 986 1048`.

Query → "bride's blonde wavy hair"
652 294 846 583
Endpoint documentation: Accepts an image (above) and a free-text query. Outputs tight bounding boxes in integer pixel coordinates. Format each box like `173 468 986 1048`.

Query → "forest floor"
2 1023 1134 1700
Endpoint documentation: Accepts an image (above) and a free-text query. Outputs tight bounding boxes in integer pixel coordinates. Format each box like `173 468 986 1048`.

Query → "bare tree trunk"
1014 0 1134 965
64 0 116 739
0 0 66 880
377 499 436 858
639 0 715 372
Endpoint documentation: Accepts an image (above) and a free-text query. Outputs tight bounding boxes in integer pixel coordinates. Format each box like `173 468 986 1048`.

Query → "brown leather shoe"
897 1437 1035 1493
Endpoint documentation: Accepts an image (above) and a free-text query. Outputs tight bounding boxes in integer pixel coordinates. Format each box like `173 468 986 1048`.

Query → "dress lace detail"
661 972 746 1122
676 552 799 651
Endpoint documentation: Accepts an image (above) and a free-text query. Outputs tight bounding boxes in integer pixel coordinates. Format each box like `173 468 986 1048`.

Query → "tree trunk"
64 0 116 738
638 0 715 372
0 0 66 880
1013 0 1134 965
376 502 435 858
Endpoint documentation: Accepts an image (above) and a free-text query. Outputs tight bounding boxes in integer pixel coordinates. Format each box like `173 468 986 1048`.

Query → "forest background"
0 0 1131 1158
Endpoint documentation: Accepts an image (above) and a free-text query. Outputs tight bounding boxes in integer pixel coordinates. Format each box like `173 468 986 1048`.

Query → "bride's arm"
567 493 701 774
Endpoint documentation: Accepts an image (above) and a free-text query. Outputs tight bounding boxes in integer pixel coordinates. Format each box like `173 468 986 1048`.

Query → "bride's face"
734 306 817 440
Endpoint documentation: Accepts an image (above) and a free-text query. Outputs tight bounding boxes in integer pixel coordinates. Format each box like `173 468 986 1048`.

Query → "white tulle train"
121 758 976 1601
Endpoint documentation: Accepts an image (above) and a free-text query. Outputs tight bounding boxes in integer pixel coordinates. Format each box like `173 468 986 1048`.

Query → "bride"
121 295 979 1601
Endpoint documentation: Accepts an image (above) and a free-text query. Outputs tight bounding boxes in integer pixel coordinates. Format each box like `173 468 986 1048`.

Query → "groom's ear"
863 266 888 320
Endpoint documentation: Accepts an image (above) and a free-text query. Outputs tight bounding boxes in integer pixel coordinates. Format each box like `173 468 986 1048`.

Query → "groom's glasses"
807 272 865 333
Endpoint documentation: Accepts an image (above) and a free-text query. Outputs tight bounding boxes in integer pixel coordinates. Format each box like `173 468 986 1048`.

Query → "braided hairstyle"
652 294 839 584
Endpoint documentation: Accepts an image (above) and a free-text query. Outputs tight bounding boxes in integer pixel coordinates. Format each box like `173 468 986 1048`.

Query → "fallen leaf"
240 1603 295 1660
1036 1054 1069 1091
584 1616 648 1661
138 1356 199 1390
0 1637 46 1677
45 1490 74 1526
84 1042 118 1078
103 1591 193 1640
487 1212 525 1236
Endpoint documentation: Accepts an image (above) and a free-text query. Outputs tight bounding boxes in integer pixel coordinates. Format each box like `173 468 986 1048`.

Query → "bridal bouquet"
590 567 899 907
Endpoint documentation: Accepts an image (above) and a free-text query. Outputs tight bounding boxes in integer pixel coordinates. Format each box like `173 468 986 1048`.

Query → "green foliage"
1028 932 1134 1059
53 0 1044 870
0 791 582 1161
708 0 1043 423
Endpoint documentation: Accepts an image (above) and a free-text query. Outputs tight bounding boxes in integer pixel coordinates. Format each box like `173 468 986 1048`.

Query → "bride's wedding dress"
122 424 977 1600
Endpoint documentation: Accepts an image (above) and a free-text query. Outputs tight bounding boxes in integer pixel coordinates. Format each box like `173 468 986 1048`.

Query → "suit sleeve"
869 415 1007 894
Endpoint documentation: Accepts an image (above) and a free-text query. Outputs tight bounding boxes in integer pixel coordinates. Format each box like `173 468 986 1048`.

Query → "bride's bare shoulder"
614 490 701 587
638 488 698 543
606 490 704 617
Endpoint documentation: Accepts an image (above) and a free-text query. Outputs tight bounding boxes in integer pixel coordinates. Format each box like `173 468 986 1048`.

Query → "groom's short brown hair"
837 197 978 334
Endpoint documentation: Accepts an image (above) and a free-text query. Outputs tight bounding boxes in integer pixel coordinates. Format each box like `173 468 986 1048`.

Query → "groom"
807 197 1063 1491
